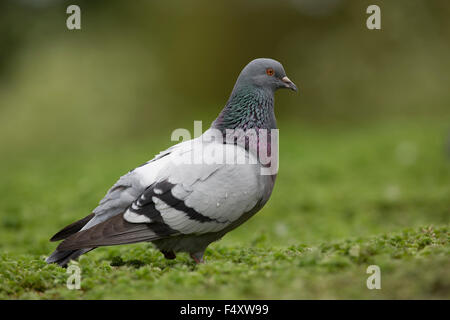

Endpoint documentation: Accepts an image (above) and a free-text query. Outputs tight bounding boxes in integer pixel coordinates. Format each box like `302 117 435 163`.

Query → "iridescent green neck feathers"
212 86 276 131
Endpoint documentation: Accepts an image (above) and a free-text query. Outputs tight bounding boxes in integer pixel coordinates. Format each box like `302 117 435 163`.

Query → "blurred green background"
0 0 449 299
1 0 449 150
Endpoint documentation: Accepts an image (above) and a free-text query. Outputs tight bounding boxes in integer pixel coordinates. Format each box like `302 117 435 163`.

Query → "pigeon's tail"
47 213 97 267
50 213 95 242
46 248 94 267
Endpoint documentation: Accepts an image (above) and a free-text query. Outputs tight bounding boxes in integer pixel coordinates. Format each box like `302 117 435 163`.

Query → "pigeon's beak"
282 76 298 92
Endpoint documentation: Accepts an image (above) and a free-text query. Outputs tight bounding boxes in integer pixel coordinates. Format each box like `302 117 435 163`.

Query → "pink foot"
190 252 205 264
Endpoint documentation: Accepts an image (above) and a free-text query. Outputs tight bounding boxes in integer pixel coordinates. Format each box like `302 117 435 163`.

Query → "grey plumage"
50 213 94 241
47 58 297 266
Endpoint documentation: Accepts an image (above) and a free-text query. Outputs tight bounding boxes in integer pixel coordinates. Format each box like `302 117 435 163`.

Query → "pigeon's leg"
161 250 176 260
190 251 205 264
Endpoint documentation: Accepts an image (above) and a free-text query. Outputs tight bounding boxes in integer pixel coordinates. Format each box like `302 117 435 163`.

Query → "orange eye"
266 68 274 76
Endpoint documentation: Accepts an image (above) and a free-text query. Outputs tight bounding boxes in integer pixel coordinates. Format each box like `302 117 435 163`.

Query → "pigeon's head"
235 58 298 93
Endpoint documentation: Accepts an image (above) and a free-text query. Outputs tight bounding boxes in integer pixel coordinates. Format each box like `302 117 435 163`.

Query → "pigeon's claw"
190 251 205 264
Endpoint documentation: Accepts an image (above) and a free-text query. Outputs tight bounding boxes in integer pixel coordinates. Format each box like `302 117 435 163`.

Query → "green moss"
0 225 448 299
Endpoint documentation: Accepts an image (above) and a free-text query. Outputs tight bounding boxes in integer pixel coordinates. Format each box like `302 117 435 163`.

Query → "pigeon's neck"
212 85 277 132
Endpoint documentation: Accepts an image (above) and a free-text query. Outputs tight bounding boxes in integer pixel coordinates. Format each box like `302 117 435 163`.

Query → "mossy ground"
0 120 449 299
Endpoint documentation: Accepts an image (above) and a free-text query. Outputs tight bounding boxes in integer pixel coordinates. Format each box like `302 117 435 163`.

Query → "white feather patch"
123 209 152 223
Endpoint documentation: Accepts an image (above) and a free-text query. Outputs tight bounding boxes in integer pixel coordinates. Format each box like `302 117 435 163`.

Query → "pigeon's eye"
266 68 274 76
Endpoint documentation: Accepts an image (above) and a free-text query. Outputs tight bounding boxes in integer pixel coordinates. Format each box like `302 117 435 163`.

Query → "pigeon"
46 58 297 266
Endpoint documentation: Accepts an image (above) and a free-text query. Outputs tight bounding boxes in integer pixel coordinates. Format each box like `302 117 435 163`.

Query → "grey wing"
56 163 177 250
57 142 265 250
80 143 179 231
125 142 265 234
48 171 146 243
49 143 176 245
82 172 145 230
